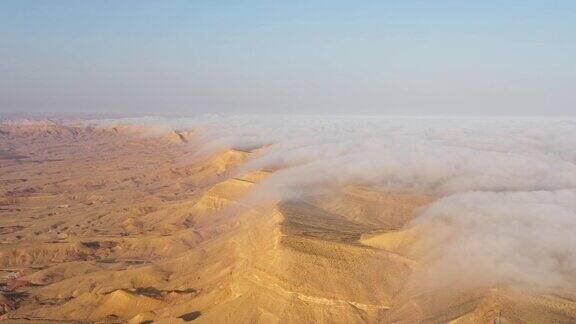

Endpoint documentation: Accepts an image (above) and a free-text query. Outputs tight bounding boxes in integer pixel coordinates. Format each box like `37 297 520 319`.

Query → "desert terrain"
1 118 576 323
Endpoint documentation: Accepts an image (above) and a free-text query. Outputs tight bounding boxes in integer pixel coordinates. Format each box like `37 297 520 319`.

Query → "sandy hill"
0 123 575 323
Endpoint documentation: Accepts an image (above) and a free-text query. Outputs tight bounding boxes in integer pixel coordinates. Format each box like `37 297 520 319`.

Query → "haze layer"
1 116 576 323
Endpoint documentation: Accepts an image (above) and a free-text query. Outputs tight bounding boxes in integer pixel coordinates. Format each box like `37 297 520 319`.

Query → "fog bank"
94 115 576 291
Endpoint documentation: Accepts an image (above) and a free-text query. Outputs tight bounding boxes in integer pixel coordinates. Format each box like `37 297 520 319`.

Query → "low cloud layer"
411 190 576 291
93 115 576 291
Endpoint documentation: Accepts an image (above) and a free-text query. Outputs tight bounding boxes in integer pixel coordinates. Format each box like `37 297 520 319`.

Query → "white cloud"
90 115 576 291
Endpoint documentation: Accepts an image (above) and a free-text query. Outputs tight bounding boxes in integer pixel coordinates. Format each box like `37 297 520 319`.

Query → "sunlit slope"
1 123 576 323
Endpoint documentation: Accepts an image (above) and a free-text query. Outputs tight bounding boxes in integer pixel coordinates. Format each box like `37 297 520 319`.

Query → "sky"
0 0 575 116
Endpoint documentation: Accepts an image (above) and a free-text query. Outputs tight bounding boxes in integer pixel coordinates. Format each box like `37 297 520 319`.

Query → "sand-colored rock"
1 122 575 323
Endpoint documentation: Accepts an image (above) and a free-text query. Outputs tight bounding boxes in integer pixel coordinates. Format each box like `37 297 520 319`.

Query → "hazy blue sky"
1 0 575 115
